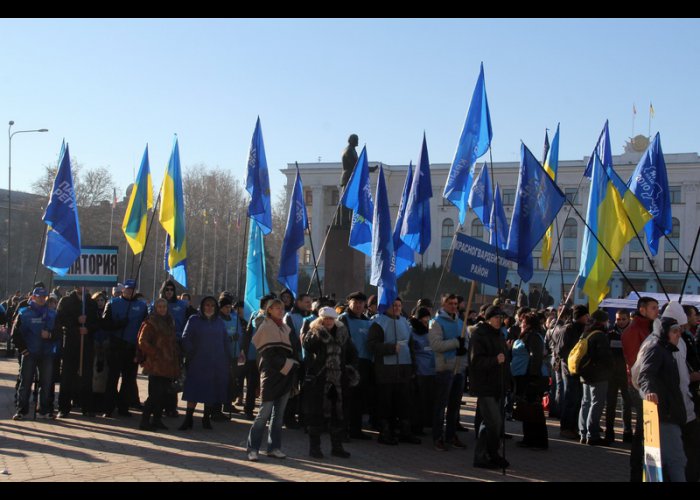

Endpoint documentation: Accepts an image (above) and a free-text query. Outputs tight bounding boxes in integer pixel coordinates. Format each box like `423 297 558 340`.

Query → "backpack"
567 330 597 375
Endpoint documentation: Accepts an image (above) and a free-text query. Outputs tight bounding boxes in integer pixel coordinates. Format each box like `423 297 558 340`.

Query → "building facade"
282 138 700 305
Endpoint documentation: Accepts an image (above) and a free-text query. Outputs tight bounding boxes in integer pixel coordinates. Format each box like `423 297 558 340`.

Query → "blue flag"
244 219 269 321
490 183 509 251
626 133 672 256
401 132 433 254
443 62 493 225
278 168 309 297
42 141 81 275
393 163 415 279
371 166 397 314
468 163 494 230
246 117 272 235
584 120 613 178
506 143 566 282
341 145 374 256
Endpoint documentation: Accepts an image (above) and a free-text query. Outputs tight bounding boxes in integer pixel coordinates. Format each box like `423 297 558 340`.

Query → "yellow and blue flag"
42 141 81 275
541 124 560 269
578 134 652 311
159 136 187 287
122 145 153 255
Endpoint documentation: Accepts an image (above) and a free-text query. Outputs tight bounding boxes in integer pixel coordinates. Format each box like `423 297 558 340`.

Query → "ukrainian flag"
578 151 652 311
159 136 187 287
541 124 560 269
121 145 153 254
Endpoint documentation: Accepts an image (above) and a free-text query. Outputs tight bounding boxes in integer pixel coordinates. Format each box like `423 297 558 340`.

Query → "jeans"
579 381 608 440
551 364 565 417
606 370 632 436
659 422 686 482
432 371 463 442
17 353 54 415
474 396 504 464
247 391 290 452
560 374 582 432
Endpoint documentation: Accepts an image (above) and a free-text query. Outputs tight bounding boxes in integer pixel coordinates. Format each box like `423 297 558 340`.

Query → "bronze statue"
340 134 359 188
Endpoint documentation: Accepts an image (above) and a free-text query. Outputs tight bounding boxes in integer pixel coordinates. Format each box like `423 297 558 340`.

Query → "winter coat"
56 291 100 360
469 321 509 398
137 315 181 379
622 315 654 373
11 302 58 357
302 317 359 419
180 297 229 405
637 336 687 426
578 328 613 385
560 321 585 377
253 317 298 402
410 317 435 377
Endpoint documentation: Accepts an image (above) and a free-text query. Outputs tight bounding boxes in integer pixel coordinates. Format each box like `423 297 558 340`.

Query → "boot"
398 419 421 444
377 420 398 445
202 404 213 429
139 403 156 431
309 429 324 459
331 429 351 458
178 407 194 430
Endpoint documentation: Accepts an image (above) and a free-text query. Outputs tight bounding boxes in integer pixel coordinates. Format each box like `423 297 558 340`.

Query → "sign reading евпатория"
450 233 511 289
53 246 119 287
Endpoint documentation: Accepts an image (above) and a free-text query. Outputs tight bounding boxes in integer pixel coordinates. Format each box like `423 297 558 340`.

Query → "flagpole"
488 147 502 299
200 211 207 296
238 218 249 300
623 213 669 300
109 202 115 246
306 222 323 297
664 233 700 283
648 104 652 139
565 199 640 300
152 219 159 301
225 212 231 291
33 226 48 288
133 194 162 286
432 224 462 307
123 238 128 282
306 190 346 295
680 223 700 303
212 217 218 294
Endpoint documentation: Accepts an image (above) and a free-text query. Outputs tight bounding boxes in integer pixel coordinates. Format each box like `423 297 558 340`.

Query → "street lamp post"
7 121 48 296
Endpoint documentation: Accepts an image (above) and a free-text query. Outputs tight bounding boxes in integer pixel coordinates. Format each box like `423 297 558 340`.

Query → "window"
669 186 681 204
629 256 644 271
441 249 451 267
442 218 455 238
565 188 578 205
471 218 484 239
303 248 312 265
502 188 516 206
533 256 541 270
563 252 577 270
629 231 645 252
563 218 577 238
671 218 680 238
330 188 339 206
665 254 679 272
305 190 313 205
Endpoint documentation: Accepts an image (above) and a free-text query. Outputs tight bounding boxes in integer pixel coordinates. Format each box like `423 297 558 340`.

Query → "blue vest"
109 297 148 345
340 312 372 360
247 311 261 360
411 329 435 376
432 313 463 363
286 311 307 359
372 314 412 365
18 305 58 357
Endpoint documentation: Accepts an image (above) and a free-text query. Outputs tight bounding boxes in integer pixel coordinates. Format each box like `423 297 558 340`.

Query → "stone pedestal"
323 225 366 301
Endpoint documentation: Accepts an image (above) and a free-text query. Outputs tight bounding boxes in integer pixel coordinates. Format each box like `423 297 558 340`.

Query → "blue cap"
32 287 48 297
124 279 137 289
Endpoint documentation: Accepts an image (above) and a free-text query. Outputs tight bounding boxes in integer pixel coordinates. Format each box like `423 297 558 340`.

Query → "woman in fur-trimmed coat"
301 307 359 459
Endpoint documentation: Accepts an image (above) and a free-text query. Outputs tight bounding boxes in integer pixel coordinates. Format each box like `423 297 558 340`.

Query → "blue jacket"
12 303 58 357
339 310 372 361
410 317 435 376
220 311 243 360
103 297 148 345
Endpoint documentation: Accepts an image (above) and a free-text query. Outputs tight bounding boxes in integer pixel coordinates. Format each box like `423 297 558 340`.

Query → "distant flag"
541 124 561 269
371 166 397 313
443 62 493 225
341 145 374 256
401 132 433 254
579 142 652 310
633 103 637 115
278 168 309 297
121 145 153 255
244 219 269 321
42 141 81 275
584 120 613 178
542 129 550 166
467 163 493 230
626 132 671 256
246 117 272 235
649 102 655 119
393 162 415 279
112 188 118 209
159 136 188 287
490 183 509 251
506 143 566 282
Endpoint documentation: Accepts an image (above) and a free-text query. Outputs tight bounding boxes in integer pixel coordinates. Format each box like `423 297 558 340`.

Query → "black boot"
309 429 324 459
378 420 398 445
202 404 213 429
331 429 351 458
398 420 421 444
178 407 194 430
139 402 156 431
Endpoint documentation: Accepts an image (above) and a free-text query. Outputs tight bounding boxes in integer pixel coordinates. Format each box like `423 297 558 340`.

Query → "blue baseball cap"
124 279 137 289
32 287 48 297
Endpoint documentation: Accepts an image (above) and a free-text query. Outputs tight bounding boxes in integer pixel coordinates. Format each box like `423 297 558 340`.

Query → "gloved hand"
455 346 468 356
457 337 466 349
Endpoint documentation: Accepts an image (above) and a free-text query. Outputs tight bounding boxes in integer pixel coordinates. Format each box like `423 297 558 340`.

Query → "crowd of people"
5 279 700 481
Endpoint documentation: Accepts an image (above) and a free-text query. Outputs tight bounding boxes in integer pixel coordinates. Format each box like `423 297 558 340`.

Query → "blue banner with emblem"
450 233 510 289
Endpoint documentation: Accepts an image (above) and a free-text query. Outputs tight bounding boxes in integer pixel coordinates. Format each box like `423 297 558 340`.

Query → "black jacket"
469 321 509 398
560 321 585 377
56 291 100 356
578 328 613 384
638 337 687 426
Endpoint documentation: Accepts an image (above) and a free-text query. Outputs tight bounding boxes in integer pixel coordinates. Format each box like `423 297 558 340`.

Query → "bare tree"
30 159 115 207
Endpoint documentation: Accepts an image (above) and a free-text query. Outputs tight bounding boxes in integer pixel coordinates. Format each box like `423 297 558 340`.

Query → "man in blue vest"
367 297 421 446
12 287 58 419
283 292 311 429
429 293 468 451
102 279 148 418
339 291 374 440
